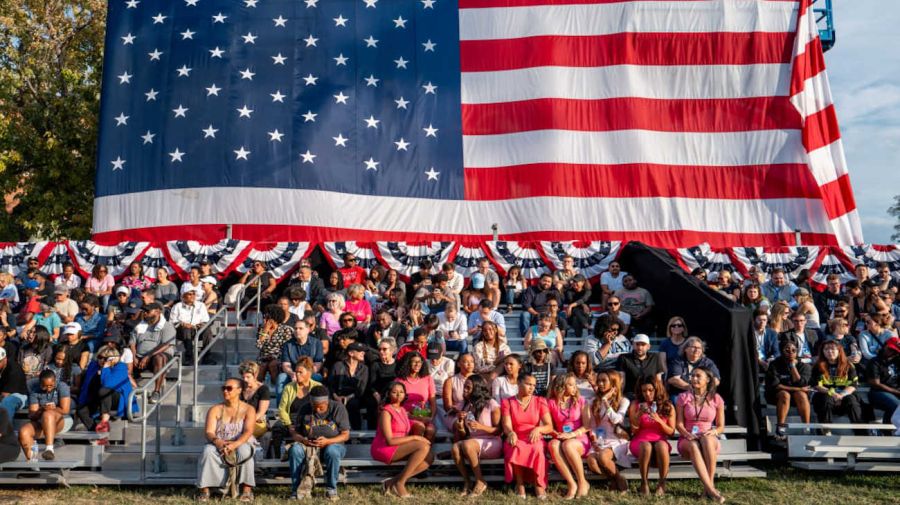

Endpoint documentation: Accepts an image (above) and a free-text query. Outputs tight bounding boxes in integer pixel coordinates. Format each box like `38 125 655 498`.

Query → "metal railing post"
140 390 147 481
173 357 185 446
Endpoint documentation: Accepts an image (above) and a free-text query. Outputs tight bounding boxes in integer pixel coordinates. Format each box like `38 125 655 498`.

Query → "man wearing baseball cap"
616 334 666 399
53 285 78 324
61 322 90 371
131 302 176 403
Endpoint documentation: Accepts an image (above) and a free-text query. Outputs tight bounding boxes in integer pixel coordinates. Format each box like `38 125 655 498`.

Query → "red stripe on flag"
802 104 841 153
818 174 857 220
462 97 802 135
789 37 826 96
463 163 821 200
91 225 841 249
460 32 795 72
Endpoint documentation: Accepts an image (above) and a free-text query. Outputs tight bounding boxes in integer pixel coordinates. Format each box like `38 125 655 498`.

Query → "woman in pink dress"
396 352 437 441
628 376 676 497
675 367 726 503
450 375 502 497
501 373 553 499
442 353 475 428
370 381 433 498
547 373 591 499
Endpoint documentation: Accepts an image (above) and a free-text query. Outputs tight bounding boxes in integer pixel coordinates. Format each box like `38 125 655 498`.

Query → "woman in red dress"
501 373 554 499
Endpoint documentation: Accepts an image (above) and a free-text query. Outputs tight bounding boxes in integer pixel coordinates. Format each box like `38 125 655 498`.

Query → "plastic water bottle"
30 442 38 463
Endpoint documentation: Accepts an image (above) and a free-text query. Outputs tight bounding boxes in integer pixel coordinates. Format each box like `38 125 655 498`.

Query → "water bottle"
30 442 38 463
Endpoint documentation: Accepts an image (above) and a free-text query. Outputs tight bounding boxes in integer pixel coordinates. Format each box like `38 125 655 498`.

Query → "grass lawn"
0 464 898 504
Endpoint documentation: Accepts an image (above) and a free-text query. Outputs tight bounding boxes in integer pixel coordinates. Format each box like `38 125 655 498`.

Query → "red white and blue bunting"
375 242 454 279
809 247 858 290
486 241 551 280
234 242 311 282
165 239 251 279
0 242 40 277
729 246 820 279
67 241 149 279
35 241 72 276
540 241 622 282
446 243 492 279
671 243 743 281
841 244 900 281
322 242 381 273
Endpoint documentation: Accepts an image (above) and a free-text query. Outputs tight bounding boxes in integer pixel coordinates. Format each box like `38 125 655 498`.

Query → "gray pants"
196 443 256 490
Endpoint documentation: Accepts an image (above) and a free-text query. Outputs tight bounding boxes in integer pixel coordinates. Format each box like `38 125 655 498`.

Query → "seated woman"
255 305 294 385
197 378 257 502
524 340 554 398
75 345 136 436
675 367 726 503
328 342 369 430
272 357 321 458
658 317 689 369
584 315 631 371
628 376 676 497
585 370 630 493
364 337 397 430
442 353 476 429
811 340 864 428
46 347 82 393
450 375 501 497
501 372 553 499
19 369 72 461
568 351 596 403
395 352 437 441
667 336 720 401
523 314 564 366
765 339 812 440
472 321 510 379
491 354 522 402
238 361 271 439
547 373 591 499
371 381 434 498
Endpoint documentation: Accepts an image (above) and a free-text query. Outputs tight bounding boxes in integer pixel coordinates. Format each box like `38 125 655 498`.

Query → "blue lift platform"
814 0 835 51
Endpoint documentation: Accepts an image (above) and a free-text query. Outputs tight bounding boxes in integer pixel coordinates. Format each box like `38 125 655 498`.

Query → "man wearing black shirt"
615 334 666 398
867 338 900 424
521 273 560 336
0 347 27 421
287 385 350 500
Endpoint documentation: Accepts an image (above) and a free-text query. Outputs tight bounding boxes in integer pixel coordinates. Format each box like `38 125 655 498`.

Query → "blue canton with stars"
96 0 463 200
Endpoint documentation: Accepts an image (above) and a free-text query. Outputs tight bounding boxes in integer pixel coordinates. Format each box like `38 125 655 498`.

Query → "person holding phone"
450 375 501 497
628 376 675 497
547 373 591 499
585 370 630 493
501 373 554 499
19 369 72 461
675 367 726 503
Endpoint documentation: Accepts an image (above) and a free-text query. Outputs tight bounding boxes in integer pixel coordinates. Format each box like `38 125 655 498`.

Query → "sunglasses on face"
340 318 354 323
533 349 549 354
291 298 302 302
346 258 357 263
221 385 237 392
608 302 619 306
670 323 684 328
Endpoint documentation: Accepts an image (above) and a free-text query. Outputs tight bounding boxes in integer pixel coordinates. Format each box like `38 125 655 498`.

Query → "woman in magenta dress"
501 372 554 499
370 381 433 498
628 376 676 497
396 352 437 441
675 367 726 503
547 373 591 499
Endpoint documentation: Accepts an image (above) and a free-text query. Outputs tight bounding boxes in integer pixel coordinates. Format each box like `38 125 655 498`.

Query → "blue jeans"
0 393 26 421
275 373 292 402
289 442 346 492
521 311 535 337
868 390 900 424
446 339 467 354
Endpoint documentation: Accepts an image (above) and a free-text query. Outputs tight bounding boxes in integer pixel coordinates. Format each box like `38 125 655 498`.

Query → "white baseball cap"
62 322 82 335
632 334 651 345
201 276 217 285
115 286 131 296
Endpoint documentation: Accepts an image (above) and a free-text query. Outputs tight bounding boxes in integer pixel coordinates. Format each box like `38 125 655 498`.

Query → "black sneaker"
149 391 161 404
42 448 55 461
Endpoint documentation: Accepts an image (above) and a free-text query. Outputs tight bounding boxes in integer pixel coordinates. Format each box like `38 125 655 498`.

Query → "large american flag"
93 0 863 247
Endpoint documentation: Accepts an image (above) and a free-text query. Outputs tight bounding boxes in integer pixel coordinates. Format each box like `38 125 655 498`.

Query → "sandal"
470 481 488 498
239 492 254 502
197 492 210 502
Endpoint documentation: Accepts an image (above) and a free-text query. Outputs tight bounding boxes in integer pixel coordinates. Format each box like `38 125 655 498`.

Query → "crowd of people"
1 253 899 501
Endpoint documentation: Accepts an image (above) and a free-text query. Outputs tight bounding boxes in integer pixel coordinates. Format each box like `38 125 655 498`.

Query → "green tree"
890 195 900 243
0 1 105 240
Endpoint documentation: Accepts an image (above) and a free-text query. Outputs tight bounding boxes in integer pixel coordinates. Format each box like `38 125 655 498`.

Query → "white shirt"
54 275 82 289
180 281 205 300
600 271 628 292
491 376 519 402
430 356 455 395
446 272 464 295
169 301 210 327
437 312 467 340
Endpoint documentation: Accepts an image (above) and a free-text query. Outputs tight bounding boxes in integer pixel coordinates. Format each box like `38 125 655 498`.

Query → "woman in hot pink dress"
547 373 591 499
676 367 726 503
370 381 433 498
501 373 553 499
396 352 437 441
628 376 676 497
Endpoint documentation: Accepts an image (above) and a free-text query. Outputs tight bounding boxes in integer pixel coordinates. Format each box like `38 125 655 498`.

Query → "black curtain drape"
619 242 761 446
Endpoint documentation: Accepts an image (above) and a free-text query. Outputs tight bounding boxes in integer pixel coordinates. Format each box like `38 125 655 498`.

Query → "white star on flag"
273 16 287 27
333 134 349 147
118 72 132 84
304 35 318 47
422 0 436 9
141 131 155 144
202 125 218 138
172 105 188 117
176 65 192 77
180 29 195 40
234 146 251 160
423 124 438 137
395 138 410 151
272 53 287 65
305 0 318 7
240 68 255 80
212 13 227 23
206 84 221 96
364 75 379 87
394 57 408 69
301 150 316 163
122 33 136 44
422 82 437 94
242 32 258 44
364 0 378 8
148 49 163 60
364 116 380 128
303 111 317 122
244 0 258 7
395 97 409 109
303 74 319 86
268 130 284 142
425 167 440 180
334 54 349 66
114 113 129 126
145 89 158 101
364 36 378 48
270 90 286 102
237 105 254 118
422 40 436 52
393 16 407 28
152 13 166 24
125 0 139 8
363 158 379 171
334 92 349 104
169 148 185 162
209 47 224 58
333 15 348 27
111 157 126 170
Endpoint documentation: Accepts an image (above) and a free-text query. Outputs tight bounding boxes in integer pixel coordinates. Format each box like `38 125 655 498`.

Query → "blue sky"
826 0 900 243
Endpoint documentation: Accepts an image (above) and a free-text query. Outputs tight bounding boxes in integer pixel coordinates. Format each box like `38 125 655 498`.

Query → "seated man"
585 315 631 371
19 369 72 461
466 299 507 342
288 385 351 500
867 337 900 425
0 347 28 421
169 290 210 365
75 295 107 352
130 302 176 404
616 334 666 398
277 320 324 397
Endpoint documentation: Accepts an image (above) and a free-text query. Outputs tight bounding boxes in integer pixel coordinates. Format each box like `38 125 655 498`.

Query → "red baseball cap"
885 337 900 354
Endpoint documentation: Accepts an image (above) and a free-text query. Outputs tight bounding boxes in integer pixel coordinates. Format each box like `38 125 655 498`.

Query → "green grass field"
1 465 898 504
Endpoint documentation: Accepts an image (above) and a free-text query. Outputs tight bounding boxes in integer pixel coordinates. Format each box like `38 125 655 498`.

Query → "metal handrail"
126 352 183 481
233 273 264 365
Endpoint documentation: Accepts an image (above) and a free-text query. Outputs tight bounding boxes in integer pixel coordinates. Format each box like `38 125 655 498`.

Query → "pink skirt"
473 436 503 459
370 439 398 464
